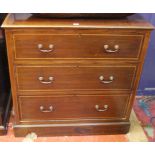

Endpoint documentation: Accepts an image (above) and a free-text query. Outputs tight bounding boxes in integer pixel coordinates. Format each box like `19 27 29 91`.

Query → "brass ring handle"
38 44 54 53
40 106 53 113
95 104 108 112
38 76 54 84
99 75 114 84
104 45 119 53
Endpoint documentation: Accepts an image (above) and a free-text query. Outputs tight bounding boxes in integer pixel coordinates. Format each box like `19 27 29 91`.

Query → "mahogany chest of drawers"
2 14 154 137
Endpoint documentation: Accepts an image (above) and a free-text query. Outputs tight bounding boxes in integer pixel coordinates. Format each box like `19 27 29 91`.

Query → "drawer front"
19 95 130 121
14 34 143 59
16 66 136 91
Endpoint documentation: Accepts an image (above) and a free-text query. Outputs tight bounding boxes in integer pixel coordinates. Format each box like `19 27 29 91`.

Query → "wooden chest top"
2 13 154 30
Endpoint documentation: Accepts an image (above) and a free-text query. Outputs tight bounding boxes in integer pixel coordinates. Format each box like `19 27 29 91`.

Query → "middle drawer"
16 66 136 91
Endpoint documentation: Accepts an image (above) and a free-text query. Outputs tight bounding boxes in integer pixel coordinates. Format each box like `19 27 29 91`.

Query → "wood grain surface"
2 13 154 136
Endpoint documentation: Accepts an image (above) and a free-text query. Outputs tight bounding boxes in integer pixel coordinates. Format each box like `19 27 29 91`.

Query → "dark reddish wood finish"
2 13 154 137
18 95 129 121
14 34 142 59
16 66 136 91
14 122 130 137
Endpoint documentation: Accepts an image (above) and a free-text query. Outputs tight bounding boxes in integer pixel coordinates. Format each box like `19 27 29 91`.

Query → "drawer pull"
40 106 53 113
95 104 108 112
99 75 114 84
38 76 54 84
104 45 119 53
38 44 54 53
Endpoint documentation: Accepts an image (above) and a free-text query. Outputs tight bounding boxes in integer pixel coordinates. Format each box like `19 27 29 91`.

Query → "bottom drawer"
18 95 130 121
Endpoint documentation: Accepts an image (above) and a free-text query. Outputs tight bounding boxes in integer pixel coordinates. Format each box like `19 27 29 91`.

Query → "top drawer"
13 34 143 60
